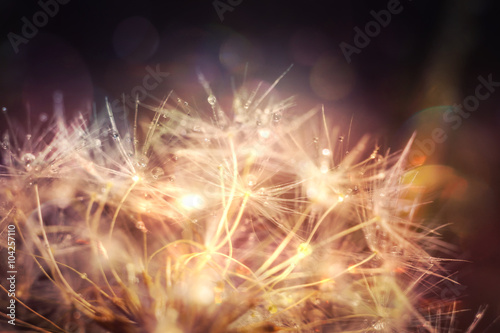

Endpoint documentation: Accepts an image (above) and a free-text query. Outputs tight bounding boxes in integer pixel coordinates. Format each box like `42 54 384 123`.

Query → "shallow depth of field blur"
1 0 500 332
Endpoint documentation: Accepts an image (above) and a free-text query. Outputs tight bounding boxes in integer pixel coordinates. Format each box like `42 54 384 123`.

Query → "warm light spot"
394 266 406 274
258 128 271 139
98 242 109 259
297 242 312 258
180 194 204 210
268 304 278 314
75 239 89 245
138 201 152 213
191 283 214 305
132 175 140 182
320 164 329 174
337 195 344 202
322 148 331 156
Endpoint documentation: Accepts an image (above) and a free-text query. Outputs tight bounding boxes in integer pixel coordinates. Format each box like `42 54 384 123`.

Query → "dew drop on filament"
207 95 216 106
272 112 282 123
246 174 257 187
22 153 36 170
151 167 164 179
135 155 149 169
136 221 147 232
110 131 119 140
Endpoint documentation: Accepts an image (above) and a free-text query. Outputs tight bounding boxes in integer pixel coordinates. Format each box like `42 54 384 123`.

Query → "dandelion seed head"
0 69 477 333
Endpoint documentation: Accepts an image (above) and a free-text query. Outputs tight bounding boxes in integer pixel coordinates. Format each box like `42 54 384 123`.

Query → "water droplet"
171 155 178 162
272 112 282 122
1 107 6 113
151 167 164 179
256 120 262 126
372 319 386 331
246 174 257 187
1 135 9 150
203 137 211 144
22 153 36 170
427 257 435 266
94 139 102 147
26 134 32 141
135 155 149 169
338 136 344 143
313 137 319 144
38 113 48 122
391 246 403 256
110 130 119 140
207 95 216 105
136 221 147 232
50 164 59 174
322 148 331 156
80 273 87 279
257 187 267 196
167 175 176 182
193 125 202 132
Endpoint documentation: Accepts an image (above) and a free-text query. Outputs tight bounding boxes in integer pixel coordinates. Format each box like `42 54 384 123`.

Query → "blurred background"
0 0 499 331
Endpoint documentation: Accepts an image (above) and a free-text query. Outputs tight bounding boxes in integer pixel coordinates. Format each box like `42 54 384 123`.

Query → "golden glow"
180 194 205 210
